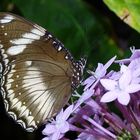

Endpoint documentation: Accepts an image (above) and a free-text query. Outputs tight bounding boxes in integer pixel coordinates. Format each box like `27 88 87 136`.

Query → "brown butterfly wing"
0 13 74 131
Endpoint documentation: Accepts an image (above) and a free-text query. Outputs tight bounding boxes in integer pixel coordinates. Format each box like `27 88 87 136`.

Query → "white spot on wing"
65 55 68 59
3 54 8 58
4 15 14 20
13 100 21 109
22 32 40 40
31 29 45 36
7 45 27 55
23 67 46 90
0 44 3 48
1 49 5 54
8 89 14 94
6 83 11 89
0 19 12 23
48 34 52 38
25 61 32 66
0 15 14 23
7 73 13 79
77 77 80 81
40 92 56 120
8 79 14 83
10 38 33 44
10 69 16 73
7 93 15 100
58 45 62 51
53 41 56 45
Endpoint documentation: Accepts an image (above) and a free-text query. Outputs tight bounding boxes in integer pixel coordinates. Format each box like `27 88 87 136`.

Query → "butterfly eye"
0 12 84 132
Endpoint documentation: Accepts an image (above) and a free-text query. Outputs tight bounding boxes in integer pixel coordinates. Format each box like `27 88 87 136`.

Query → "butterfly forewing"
0 13 79 131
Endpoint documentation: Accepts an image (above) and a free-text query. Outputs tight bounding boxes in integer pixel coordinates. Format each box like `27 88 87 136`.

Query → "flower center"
56 120 65 129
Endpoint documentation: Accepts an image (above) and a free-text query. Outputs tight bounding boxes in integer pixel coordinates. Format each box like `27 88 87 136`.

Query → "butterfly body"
0 12 85 132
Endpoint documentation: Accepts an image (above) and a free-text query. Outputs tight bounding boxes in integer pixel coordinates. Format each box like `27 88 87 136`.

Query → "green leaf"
104 0 140 33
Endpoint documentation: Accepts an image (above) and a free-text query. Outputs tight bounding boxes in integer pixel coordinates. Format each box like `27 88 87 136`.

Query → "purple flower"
42 105 74 140
130 47 140 60
100 65 140 105
73 89 94 110
115 47 140 64
83 56 116 90
77 131 96 140
41 48 140 140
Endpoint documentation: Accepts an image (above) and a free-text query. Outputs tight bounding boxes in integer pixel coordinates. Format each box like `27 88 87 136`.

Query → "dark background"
0 0 140 140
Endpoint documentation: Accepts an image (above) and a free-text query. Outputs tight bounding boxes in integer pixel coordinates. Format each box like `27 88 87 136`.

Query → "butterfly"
0 12 86 132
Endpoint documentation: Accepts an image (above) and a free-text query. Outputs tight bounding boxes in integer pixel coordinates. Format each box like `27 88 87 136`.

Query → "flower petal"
59 121 69 133
100 79 117 90
130 48 140 59
119 70 131 89
109 71 121 80
78 132 96 140
104 56 116 70
62 105 74 120
128 58 140 70
115 58 130 64
126 84 140 93
82 76 95 90
42 124 56 135
100 91 118 103
74 89 94 110
95 63 104 73
56 109 64 121
42 137 49 140
95 63 106 78
120 64 128 73
117 92 130 105
51 131 61 140
133 67 140 77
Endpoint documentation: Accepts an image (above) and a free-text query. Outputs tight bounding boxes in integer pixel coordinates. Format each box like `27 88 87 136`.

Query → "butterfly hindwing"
0 12 74 131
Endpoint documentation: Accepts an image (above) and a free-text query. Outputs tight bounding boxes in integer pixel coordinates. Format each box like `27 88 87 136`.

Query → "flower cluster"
42 47 140 140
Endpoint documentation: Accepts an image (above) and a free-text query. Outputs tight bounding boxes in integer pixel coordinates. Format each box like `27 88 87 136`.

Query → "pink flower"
42 105 74 140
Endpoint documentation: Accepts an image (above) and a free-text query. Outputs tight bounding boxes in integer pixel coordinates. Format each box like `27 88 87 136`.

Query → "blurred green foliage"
0 0 140 71
104 0 140 33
